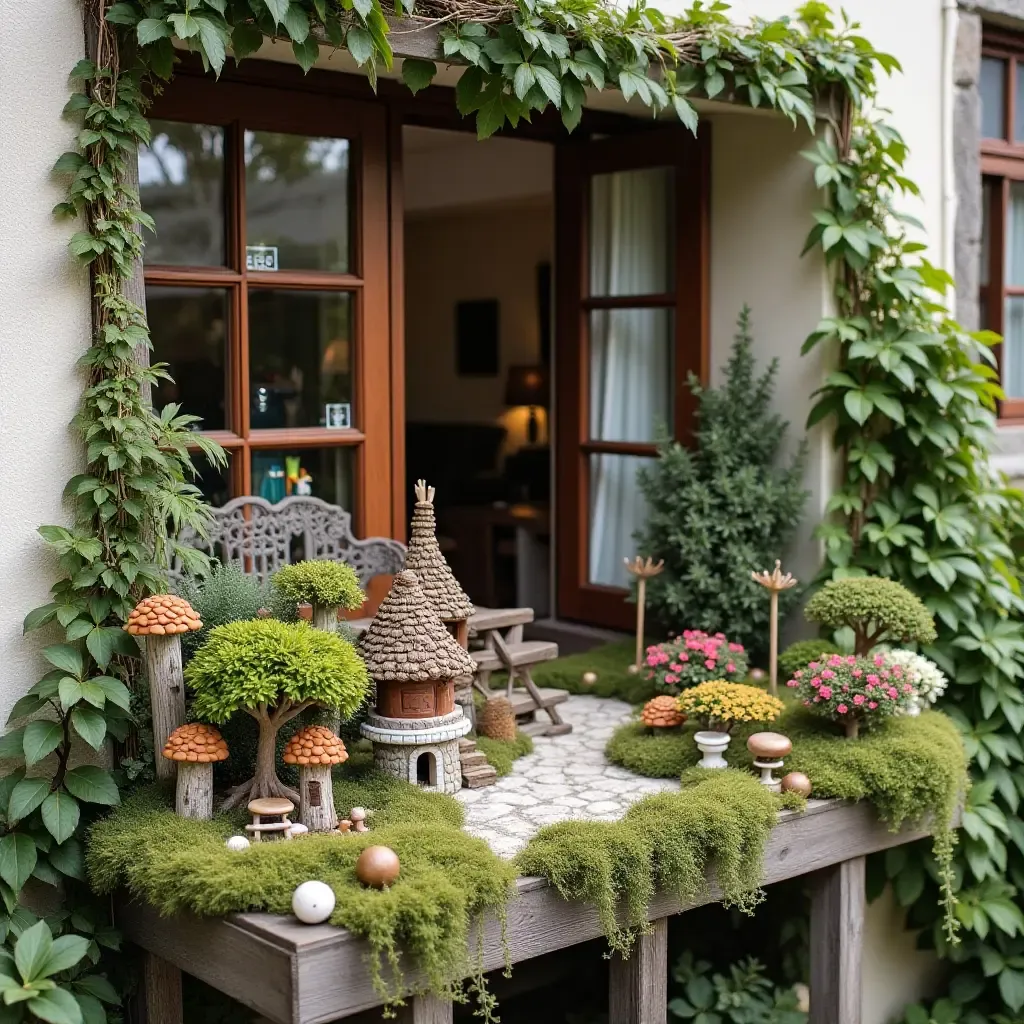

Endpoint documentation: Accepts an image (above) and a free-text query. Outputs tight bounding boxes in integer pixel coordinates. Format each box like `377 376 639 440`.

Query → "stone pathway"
455 694 680 858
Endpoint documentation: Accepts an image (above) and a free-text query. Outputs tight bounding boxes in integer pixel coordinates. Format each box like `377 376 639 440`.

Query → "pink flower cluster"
786 652 913 730
646 630 750 696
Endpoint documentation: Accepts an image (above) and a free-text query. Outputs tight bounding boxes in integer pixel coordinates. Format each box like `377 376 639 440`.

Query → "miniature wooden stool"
245 797 296 842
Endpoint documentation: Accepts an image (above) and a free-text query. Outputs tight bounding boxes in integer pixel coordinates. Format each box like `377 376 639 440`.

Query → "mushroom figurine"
350 807 369 833
162 724 228 820
640 696 686 730
746 732 793 793
282 725 348 832
125 595 202 781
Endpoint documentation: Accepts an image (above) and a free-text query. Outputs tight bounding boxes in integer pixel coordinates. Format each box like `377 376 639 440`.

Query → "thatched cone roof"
359 570 476 681
406 480 474 622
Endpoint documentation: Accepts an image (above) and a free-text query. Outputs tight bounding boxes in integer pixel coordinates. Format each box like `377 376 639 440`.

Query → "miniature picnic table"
121 798 929 1024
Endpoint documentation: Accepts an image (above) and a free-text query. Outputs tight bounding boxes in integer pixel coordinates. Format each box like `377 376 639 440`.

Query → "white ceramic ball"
581 671 598 686
225 835 250 852
288 823 309 836
292 881 336 925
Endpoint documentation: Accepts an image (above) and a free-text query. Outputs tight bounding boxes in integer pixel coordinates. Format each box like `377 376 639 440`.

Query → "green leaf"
673 96 698 133
194 15 228 74
137 17 172 45
513 63 536 101
90 677 130 712
346 26 373 65
402 58 437 95
47 837 84 881
231 21 264 59
105 2 139 24
282 4 309 42
0 835 37 893
26 988 83 1024
532 66 561 106
40 936 90 978
62 767 119 807
76 992 107 1024
262 0 290 25
70 709 106 752
8 778 50 824
292 37 320 73
23 606 59 634
999 967 1024 1012
57 678 84 712
42 647 82 680
843 389 873 425
22 722 63 768
73 975 119 1005
0 730 26 761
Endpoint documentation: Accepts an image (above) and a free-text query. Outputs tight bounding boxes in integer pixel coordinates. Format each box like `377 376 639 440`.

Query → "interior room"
403 126 555 614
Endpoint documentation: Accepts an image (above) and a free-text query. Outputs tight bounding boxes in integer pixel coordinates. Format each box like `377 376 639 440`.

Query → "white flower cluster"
883 648 948 714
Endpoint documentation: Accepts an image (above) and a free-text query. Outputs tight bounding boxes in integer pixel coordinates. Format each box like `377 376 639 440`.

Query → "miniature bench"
172 495 407 588
119 799 933 1024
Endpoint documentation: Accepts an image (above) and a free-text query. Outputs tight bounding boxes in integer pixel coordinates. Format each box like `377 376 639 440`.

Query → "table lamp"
504 365 549 445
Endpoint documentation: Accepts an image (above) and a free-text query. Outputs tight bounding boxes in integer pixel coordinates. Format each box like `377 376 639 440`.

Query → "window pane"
148 286 230 431
245 131 352 273
1004 298 1024 398
251 447 354 508
248 290 353 429
982 57 1007 140
138 121 226 266
588 453 654 588
589 308 673 442
1007 182 1024 287
195 458 232 508
1015 63 1024 141
589 167 674 297
981 180 992 287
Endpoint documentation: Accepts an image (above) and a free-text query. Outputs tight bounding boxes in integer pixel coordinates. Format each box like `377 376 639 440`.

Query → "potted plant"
645 631 750 697
785 652 914 737
272 560 365 632
676 681 783 768
186 619 369 807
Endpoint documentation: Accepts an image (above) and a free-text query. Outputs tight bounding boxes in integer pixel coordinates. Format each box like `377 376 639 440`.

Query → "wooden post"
311 603 337 633
809 857 865 1024
608 916 668 1024
769 589 779 696
146 636 186 782
624 557 664 672
175 763 214 820
396 994 454 1024
140 951 184 1024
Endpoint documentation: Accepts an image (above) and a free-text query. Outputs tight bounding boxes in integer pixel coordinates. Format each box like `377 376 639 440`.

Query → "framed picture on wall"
455 299 500 376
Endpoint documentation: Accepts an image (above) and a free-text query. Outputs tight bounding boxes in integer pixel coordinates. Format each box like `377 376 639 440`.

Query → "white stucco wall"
0 0 91 725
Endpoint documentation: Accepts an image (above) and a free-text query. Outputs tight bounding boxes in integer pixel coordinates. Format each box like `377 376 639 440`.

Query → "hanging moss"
516 770 778 954
87 766 515 1009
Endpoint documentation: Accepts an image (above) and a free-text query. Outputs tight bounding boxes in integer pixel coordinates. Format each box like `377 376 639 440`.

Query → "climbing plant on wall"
6 0 1020 1018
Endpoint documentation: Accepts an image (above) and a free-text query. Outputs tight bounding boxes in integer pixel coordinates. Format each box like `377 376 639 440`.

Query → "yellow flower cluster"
677 681 784 731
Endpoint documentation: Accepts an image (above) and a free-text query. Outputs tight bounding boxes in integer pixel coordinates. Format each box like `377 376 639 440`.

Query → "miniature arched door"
414 750 438 787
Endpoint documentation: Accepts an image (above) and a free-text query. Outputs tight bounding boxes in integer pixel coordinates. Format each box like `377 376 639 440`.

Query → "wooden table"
347 605 534 643
122 799 938 1024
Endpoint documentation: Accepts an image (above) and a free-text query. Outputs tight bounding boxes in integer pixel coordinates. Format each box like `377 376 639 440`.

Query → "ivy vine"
2 0 1018 1019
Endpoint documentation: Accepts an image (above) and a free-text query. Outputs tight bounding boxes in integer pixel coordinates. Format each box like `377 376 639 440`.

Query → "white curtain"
587 168 673 588
1005 183 1024 398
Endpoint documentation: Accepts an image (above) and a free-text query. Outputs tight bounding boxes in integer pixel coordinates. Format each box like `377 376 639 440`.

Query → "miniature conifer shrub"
176 564 272 661
645 631 749 696
804 577 936 656
778 639 842 681
635 308 808 662
186 619 369 806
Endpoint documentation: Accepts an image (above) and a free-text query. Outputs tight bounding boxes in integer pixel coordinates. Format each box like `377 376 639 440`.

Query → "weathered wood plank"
140 951 184 1024
608 916 667 1024
403 995 454 1024
809 857 865 1024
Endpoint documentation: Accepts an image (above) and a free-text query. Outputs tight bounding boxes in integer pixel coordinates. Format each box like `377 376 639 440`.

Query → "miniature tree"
272 560 365 632
804 577 936 656
186 619 369 808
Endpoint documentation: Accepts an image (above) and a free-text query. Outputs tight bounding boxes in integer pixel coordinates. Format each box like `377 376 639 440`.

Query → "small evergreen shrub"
804 576 936 656
677 681 783 733
272 559 364 610
176 564 272 661
645 631 749 696
635 308 808 663
778 639 842 681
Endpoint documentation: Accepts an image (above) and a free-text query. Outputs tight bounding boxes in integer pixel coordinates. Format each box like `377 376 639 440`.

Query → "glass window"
248 291 353 429
138 121 226 266
1004 298 1024 397
195 459 232 508
982 57 1007 140
245 131 352 273
589 167 674 296
981 180 992 288
589 308 673 442
148 286 230 431
587 453 654 588
251 447 354 508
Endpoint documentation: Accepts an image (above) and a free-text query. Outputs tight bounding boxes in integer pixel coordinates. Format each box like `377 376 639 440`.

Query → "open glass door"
555 127 709 629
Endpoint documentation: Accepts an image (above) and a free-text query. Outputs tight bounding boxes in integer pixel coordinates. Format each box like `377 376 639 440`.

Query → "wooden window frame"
145 73 392 536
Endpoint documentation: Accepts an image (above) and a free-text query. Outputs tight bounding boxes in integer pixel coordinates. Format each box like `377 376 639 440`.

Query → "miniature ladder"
491 632 572 737
458 737 497 789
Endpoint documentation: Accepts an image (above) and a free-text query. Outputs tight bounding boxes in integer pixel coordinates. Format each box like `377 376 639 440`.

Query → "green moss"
87 764 515 1008
518 641 659 704
475 732 534 776
606 724 691 778
517 770 778 953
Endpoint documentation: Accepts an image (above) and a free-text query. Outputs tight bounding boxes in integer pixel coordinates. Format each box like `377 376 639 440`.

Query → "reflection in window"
248 290 353 430
982 57 1007 140
244 131 352 272
251 447 354 508
139 121 226 266
195 458 232 508
1004 298 1024 398
588 453 654 588
148 286 229 430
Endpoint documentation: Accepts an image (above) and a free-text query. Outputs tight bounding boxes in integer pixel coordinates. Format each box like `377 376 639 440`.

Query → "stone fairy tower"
358 570 474 794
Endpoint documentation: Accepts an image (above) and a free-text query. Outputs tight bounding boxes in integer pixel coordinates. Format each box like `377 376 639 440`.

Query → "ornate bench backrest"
173 495 407 587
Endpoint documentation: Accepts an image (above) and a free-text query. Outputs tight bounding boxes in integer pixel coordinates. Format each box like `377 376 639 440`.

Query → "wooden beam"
608 917 667 1024
809 857 865 1024
141 951 184 1024
404 995 454 1024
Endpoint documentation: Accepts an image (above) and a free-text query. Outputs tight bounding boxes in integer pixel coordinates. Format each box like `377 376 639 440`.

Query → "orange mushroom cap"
282 725 348 767
641 695 686 728
162 723 228 763
124 594 202 637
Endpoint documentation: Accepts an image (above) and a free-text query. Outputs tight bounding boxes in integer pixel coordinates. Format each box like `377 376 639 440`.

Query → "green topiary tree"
778 639 842 680
272 560 364 631
635 308 808 661
804 577 936 656
186 619 369 807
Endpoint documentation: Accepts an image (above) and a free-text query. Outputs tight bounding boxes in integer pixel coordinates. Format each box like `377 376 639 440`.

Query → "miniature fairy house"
358 570 474 794
282 725 348 832
162 723 228 820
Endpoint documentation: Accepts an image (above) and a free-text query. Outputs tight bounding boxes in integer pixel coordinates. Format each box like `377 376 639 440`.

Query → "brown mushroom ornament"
746 732 793 793
283 726 348 832
162 724 228 820
641 696 686 730
125 595 202 782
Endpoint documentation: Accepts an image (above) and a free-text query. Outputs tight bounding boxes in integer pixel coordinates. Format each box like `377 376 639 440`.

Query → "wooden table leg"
139 951 183 1024
809 856 865 1024
608 917 668 1024
396 994 453 1024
